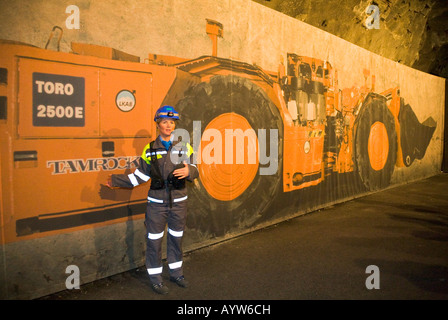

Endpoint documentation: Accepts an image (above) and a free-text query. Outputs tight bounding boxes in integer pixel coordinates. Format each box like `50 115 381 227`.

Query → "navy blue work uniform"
110 135 198 285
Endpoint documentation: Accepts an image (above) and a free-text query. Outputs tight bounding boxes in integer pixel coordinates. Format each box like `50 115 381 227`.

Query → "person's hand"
104 174 114 189
173 161 189 179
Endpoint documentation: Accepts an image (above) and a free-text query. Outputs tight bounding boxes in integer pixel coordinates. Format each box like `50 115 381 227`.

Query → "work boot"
170 275 189 288
151 282 169 295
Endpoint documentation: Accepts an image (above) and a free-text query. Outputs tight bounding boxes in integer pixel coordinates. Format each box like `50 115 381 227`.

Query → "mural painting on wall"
175 45 437 237
1 18 437 244
0 2 443 298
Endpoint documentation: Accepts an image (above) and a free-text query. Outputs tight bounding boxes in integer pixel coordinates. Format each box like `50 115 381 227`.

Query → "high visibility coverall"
110 136 199 284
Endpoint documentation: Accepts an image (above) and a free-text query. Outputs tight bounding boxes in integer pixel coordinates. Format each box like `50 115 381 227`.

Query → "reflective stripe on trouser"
145 199 187 284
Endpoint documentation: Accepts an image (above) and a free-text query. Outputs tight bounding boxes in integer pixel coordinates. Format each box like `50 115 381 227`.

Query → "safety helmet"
154 105 180 122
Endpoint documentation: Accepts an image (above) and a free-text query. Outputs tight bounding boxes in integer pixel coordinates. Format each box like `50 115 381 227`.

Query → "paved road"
39 173 448 301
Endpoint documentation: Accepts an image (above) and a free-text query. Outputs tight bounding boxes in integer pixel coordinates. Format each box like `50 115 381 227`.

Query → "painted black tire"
176 75 283 237
354 95 397 191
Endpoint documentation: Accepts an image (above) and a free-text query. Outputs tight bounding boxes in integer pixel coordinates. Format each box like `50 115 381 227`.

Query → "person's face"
157 119 175 138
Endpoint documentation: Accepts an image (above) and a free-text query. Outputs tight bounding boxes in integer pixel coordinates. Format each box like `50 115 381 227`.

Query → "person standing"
106 105 198 294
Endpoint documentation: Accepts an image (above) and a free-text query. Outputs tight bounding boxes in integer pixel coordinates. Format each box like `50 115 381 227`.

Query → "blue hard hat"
154 105 180 122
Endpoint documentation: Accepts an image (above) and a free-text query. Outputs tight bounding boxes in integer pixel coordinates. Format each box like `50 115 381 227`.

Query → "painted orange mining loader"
0 19 436 245
278 53 436 193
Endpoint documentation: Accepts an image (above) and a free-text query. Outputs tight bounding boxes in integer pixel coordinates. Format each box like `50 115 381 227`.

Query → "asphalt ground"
38 173 448 304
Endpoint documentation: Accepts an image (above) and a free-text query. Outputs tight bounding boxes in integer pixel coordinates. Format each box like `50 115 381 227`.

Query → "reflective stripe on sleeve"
168 228 183 237
128 173 139 187
148 231 164 240
147 151 167 156
170 150 189 155
134 169 150 182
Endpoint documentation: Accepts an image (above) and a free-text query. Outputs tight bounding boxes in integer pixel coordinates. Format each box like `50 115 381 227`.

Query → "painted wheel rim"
368 121 389 171
199 112 259 201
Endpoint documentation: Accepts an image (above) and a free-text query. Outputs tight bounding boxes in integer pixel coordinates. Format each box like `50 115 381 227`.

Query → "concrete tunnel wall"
0 0 445 299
